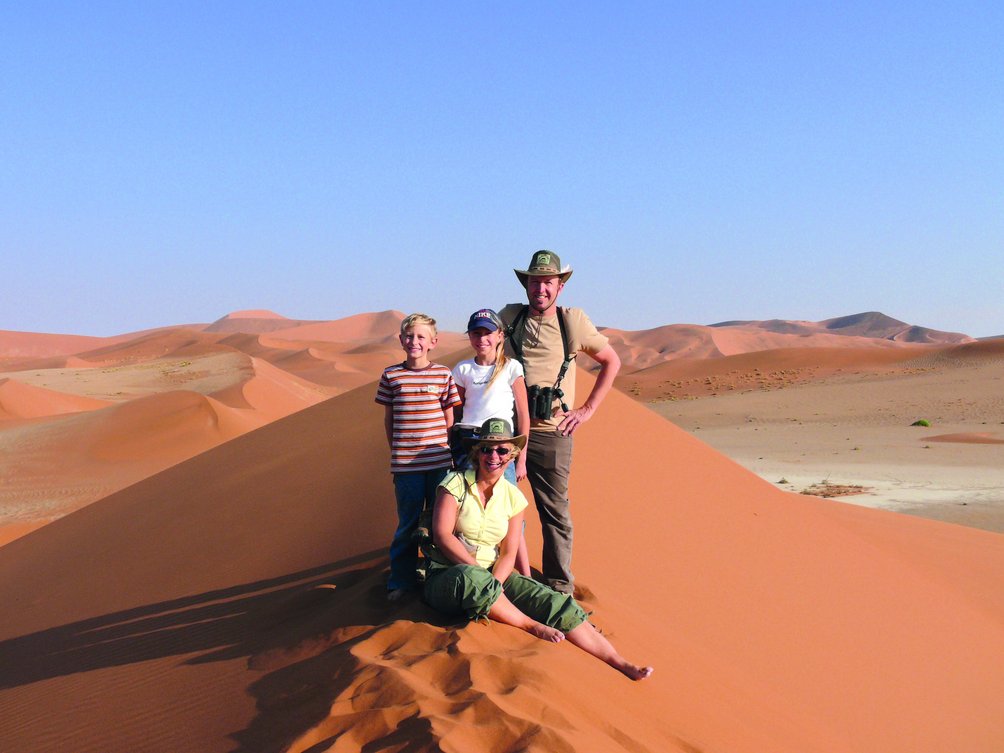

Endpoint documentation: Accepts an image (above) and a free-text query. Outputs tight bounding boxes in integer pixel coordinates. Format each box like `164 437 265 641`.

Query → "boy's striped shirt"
376 362 461 473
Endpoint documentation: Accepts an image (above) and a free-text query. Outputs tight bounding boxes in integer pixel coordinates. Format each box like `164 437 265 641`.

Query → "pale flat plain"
650 359 1004 533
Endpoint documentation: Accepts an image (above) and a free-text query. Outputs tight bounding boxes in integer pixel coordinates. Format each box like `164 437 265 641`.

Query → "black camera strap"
507 305 575 392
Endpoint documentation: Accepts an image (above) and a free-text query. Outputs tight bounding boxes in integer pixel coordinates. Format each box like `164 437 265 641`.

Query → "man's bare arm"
557 344 621 436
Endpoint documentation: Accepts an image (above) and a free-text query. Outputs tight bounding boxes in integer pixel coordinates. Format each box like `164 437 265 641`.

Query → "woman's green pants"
424 564 588 632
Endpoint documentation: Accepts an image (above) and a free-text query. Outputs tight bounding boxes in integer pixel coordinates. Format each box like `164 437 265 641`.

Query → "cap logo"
535 253 552 267
488 419 506 435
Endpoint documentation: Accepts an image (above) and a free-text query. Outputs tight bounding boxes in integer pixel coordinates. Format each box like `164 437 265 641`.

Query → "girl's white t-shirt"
452 358 524 428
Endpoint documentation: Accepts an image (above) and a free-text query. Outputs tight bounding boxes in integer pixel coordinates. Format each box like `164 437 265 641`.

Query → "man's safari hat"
514 249 573 287
464 417 527 451
466 308 503 333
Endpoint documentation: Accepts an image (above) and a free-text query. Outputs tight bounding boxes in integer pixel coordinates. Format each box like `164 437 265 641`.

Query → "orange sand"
1 359 1002 752
924 432 1004 444
1 313 1002 752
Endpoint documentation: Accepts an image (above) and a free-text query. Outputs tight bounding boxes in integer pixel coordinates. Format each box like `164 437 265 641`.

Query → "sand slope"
0 313 421 544
1 368 1001 753
0 348 334 546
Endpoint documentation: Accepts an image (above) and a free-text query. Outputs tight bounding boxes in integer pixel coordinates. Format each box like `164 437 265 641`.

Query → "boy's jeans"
389 467 449 590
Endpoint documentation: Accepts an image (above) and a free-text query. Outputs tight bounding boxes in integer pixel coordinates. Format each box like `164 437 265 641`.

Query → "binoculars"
528 384 565 420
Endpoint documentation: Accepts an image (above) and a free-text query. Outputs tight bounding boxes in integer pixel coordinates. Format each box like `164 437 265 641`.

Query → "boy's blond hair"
400 313 438 336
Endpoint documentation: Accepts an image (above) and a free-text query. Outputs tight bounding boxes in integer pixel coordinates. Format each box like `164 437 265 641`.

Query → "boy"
375 313 462 600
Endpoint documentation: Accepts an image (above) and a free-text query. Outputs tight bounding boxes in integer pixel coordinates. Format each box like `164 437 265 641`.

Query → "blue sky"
3 2 1002 337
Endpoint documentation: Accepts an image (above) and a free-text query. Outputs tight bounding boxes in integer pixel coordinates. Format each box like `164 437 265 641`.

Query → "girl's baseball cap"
466 308 503 332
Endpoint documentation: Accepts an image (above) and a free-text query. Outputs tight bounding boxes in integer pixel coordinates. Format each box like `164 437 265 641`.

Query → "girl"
452 308 531 577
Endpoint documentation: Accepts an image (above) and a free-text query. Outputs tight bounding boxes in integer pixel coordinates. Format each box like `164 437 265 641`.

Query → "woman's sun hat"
514 249 573 287
464 417 527 451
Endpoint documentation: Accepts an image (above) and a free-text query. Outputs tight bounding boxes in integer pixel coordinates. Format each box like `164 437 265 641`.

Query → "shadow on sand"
0 550 467 752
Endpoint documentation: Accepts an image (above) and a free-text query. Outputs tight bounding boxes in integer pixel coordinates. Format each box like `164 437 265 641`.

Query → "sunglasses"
479 445 512 457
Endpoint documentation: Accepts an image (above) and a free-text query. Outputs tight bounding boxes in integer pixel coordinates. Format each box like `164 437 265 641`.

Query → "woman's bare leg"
488 592 564 643
565 623 654 680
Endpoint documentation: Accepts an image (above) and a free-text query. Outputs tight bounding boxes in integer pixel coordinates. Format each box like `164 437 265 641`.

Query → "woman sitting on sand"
423 418 653 681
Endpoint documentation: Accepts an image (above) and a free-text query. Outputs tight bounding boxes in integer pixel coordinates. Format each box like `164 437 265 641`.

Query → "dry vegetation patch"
800 481 871 498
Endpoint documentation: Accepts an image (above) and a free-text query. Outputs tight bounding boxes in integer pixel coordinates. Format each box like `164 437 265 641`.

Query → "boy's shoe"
387 588 409 602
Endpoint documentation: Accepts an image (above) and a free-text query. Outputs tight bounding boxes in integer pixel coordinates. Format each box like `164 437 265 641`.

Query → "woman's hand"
491 511 524 584
432 487 478 567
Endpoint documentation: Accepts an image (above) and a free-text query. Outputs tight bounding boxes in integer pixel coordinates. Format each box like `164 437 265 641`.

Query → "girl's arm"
512 376 530 481
491 510 524 584
432 486 478 567
454 385 466 424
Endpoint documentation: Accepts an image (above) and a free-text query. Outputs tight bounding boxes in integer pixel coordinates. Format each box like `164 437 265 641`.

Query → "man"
500 250 621 594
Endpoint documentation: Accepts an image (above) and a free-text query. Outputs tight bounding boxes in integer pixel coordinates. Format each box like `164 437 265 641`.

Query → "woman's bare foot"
527 622 565 643
618 662 654 681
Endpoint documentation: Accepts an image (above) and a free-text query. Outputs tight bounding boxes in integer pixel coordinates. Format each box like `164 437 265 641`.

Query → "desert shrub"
910 419 931 427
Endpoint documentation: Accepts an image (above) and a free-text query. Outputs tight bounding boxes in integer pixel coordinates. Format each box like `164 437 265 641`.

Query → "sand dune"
0 326 209 365
0 312 990 551
905 336 1004 366
708 327 925 357
0 355 332 546
68 327 228 365
265 310 407 342
0 405 309 547
0 311 462 547
0 390 236 547
0 329 120 361
210 357 332 419
204 310 307 334
711 311 973 344
1 366 1002 753
0 378 111 420
603 316 938 376
205 309 412 342
0 351 254 403
602 324 726 369
221 333 398 391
